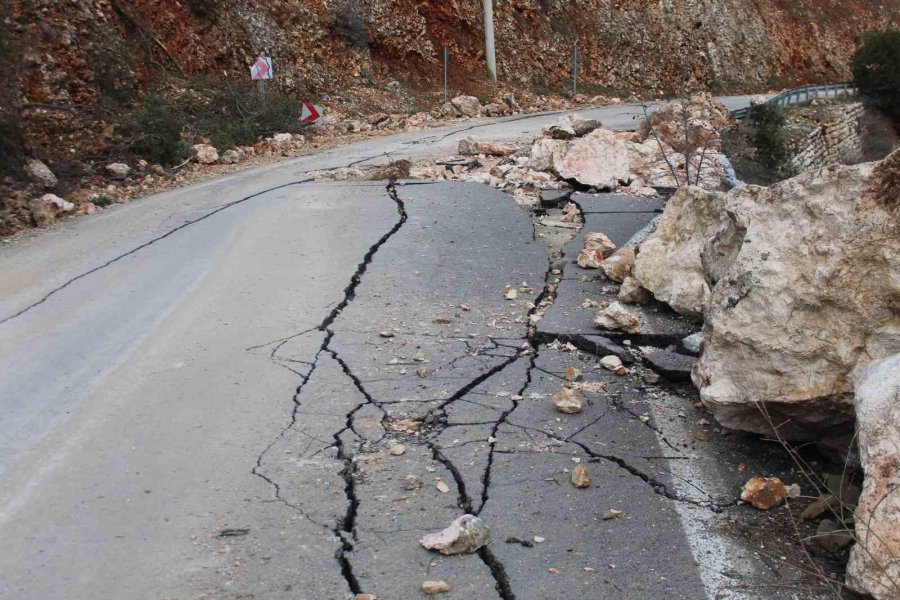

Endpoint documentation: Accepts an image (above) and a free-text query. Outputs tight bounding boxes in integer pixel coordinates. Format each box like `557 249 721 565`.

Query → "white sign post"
250 55 273 106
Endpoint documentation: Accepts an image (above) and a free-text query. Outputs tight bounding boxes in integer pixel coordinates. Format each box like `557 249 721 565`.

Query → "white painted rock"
191 144 219 164
694 152 900 438
846 354 900 600
557 128 630 189
24 159 57 188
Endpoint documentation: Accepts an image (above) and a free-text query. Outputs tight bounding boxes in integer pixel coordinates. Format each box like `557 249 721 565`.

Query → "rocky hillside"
2 0 897 178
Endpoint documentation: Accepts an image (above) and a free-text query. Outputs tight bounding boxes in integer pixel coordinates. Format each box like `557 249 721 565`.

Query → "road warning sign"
300 102 324 125
250 56 273 81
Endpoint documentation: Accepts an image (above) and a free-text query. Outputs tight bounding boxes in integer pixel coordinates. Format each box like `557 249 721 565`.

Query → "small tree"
746 103 789 173
852 30 900 118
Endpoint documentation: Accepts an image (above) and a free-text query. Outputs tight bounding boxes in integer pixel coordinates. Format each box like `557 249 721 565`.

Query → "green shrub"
94 34 137 104
122 96 188 166
852 30 900 118
90 194 115 208
0 114 25 178
747 103 789 173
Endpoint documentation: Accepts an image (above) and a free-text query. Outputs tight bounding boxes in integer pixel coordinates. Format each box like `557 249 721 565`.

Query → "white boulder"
846 355 900 600
556 128 630 189
191 144 219 164
450 95 482 118
693 153 900 438
29 193 74 227
24 159 57 188
105 162 131 179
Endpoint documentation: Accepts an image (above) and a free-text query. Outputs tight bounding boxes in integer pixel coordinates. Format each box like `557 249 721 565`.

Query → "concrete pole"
483 0 497 82
444 46 449 102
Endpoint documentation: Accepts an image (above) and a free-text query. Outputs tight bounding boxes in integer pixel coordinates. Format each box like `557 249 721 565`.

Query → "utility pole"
483 0 497 82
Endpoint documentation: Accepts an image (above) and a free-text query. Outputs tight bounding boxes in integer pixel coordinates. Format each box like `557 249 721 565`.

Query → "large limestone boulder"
24 159 57 188
192 144 219 164
29 193 74 227
458 136 515 157
450 95 482 118
543 114 603 140
632 186 741 319
556 128 630 189
693 153 900 438
529 138 570 174
846 354 900 600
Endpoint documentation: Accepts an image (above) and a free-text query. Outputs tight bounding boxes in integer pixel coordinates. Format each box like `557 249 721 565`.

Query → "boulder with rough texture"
450 95 482 118
594 302 641 334
846 355 900 600
457 136 515 157
633 186 735 319
220 149 242 164
694 153 900 438
528 138 570 174
29 193 74 227
577 232 616 269
618 276 651 305
544 115 603 140
600 245 635 283
192 144 219 164
557 128 630 189
24 159 57 188
552 387 584 414
421 514 490 555
740 476 787 510
105 162 131 179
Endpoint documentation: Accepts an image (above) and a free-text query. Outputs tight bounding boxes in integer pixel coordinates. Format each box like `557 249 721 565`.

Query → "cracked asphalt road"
0 99 766 600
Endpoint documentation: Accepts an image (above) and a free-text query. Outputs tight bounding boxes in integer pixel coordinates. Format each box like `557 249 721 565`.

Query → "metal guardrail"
732 82 858 120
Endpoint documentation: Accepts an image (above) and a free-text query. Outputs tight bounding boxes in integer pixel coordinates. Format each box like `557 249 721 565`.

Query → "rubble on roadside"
421 514 490 555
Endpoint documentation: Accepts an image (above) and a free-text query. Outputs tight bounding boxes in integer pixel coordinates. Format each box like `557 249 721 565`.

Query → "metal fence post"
572 43 578 98
444 47 449 103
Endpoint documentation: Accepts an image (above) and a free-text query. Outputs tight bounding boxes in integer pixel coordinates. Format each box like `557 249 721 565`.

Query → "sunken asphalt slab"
536 193 699 347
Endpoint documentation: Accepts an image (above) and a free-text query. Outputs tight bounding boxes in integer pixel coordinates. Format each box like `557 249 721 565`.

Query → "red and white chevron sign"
250 56 273 81
300 102 324 124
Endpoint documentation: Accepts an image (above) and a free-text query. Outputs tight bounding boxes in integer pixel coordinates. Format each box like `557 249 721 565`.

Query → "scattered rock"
642 350 694 382
357 594 377 600
29 193 74 227
192 144 219 164
436 481 450 493
602 508 623 520
600 245 635 283
618 276 651 304
570 465 590 488
220 149 242 164
599 355 628 376
544 115 603 140
504 285 518 300
503 93 519 110
403 474 424 490
847 354 900 599
557 128 630 189
421 514 490 555
564 367 583 382
24 159 57 188
416 367 428 378
105 162 131 180
388 443 406 456
741 476 787 510
450 95 482 118
577 232 617 268
593 302 641 334
552 386 584 414
367 112 390 126
422 580 451 595
814 519 854 553
681 332 704 356
458 136 515 157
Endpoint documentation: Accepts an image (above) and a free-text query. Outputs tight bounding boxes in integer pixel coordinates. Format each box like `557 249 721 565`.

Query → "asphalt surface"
0 97 779 600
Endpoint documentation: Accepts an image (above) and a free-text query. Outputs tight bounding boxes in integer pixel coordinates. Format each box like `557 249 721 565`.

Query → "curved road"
0 97 764 600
